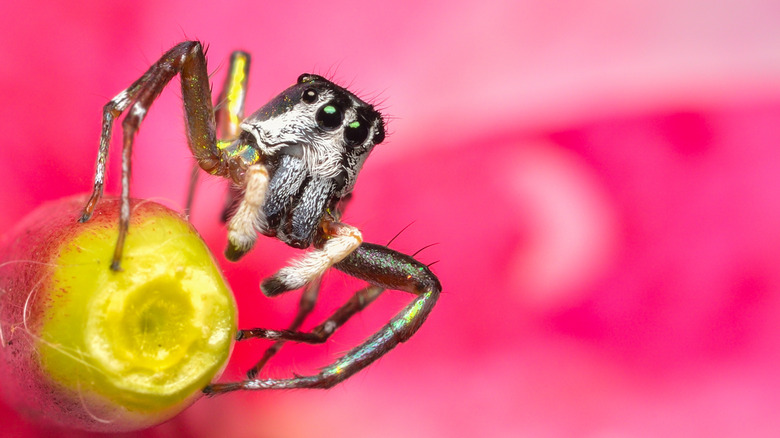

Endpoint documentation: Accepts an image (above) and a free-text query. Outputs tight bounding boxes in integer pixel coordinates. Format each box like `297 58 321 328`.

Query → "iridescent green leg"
186 51 251 218
204 243 440 394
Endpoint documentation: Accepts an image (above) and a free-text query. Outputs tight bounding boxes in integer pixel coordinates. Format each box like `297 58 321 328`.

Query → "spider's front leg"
204 240 441 394
186 51 251 218
79 41 226 270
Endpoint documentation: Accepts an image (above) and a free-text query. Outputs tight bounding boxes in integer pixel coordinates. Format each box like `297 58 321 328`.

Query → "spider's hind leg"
204 242 440 394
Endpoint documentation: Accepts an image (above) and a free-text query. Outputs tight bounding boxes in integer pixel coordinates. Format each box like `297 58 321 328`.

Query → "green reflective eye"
345 117 369 146
316 103 343 130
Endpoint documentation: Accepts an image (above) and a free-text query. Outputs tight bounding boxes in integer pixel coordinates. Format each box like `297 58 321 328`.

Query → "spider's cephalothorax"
79 41 439 395
228 73 385 252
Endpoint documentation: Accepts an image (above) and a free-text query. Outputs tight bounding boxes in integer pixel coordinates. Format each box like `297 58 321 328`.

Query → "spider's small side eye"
302 88 318 104
316 103 343 130
344 118 369 146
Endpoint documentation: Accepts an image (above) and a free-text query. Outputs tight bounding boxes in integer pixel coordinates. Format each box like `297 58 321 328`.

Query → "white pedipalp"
227 164 269 251
270 224 363 291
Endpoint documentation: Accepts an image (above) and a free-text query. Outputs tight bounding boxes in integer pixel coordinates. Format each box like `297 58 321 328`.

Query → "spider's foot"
224 241 249 261
260 277 287 297
203 382 240 396
79 193 101 223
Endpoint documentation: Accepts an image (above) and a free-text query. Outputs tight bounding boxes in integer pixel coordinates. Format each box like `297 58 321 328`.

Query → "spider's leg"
183 163 201 220
80 41 225 270
218 184 243 223
79 85 136 224
186 51 250 218
237 283 384 347
215 51 251 141
243 277 322 379
204 242 440 394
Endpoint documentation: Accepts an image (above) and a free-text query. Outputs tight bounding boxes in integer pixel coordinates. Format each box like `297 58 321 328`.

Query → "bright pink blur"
2 1 780 437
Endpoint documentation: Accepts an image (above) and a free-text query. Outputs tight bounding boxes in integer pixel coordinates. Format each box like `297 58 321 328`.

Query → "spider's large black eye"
302 88 318 104
316 103 343 130
344 117 370 146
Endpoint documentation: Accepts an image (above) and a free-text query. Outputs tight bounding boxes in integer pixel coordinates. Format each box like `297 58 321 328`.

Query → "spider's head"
236 74 385 250
240 74 385 193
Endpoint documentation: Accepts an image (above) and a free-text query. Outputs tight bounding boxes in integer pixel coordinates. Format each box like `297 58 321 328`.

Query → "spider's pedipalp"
225 164 269 261
261 222 362 296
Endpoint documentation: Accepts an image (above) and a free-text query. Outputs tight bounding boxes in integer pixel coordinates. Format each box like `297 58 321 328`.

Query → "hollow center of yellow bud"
114 279 196 368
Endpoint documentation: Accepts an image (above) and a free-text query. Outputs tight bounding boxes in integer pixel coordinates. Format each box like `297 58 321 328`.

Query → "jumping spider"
79 41 440 394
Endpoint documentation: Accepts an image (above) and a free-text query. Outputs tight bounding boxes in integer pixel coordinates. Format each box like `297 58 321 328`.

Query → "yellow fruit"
0 195 236 432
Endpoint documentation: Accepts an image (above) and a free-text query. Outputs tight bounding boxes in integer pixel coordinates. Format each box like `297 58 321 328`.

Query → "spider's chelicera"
78 41 440 394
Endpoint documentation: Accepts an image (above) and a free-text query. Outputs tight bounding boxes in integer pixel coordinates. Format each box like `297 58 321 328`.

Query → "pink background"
3 1 780 437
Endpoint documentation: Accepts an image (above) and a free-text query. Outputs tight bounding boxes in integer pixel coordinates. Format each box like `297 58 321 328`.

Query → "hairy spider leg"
186 51 251 218
79 41 222 270
203 242 440 394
